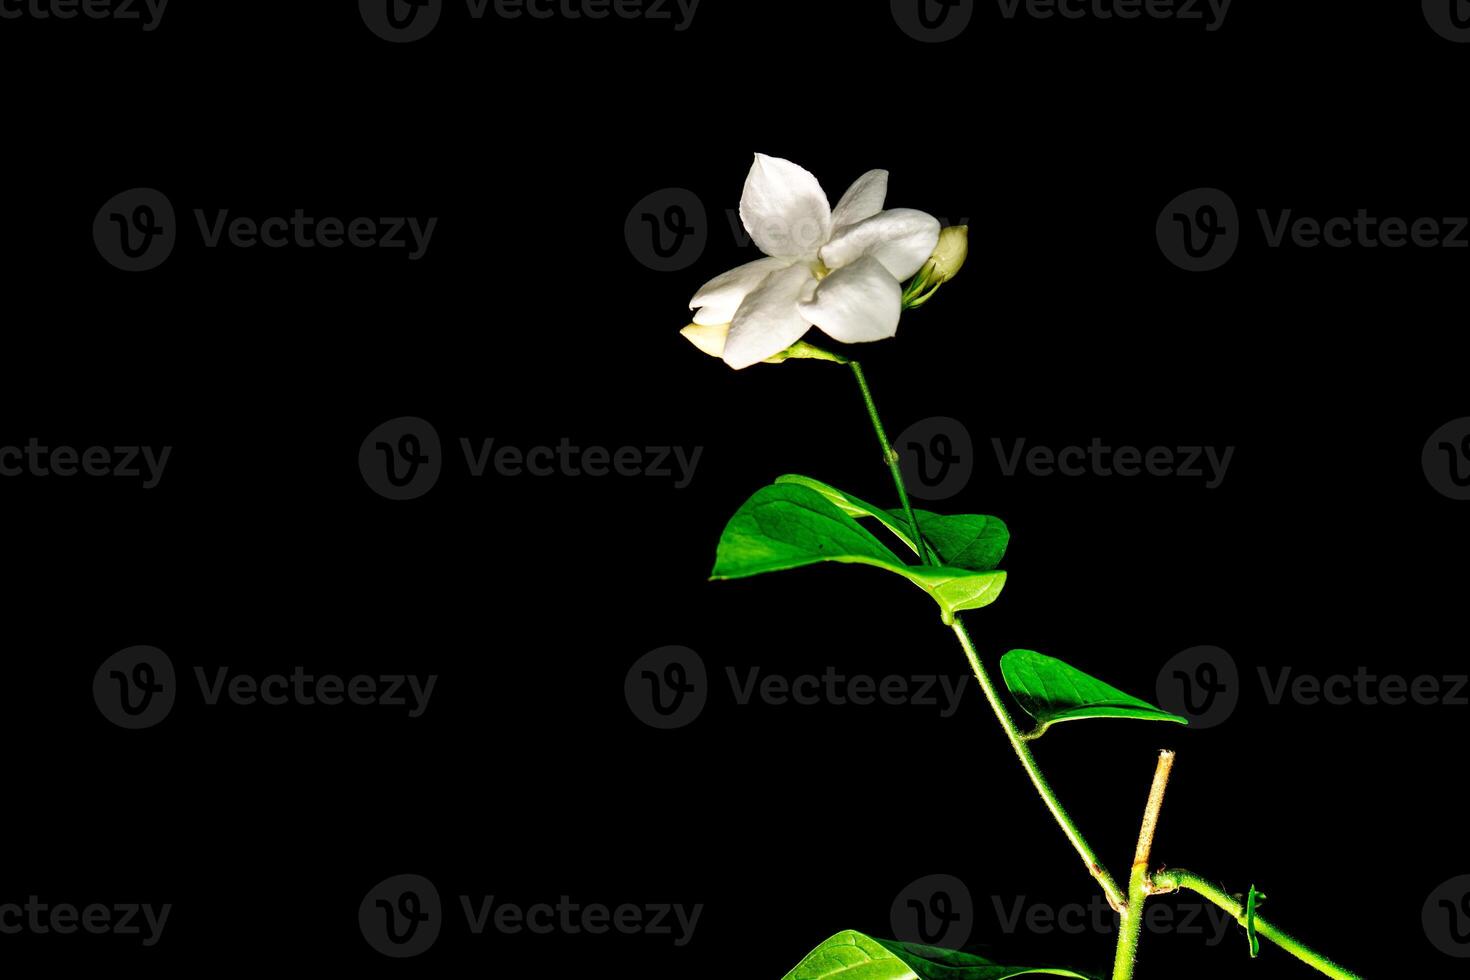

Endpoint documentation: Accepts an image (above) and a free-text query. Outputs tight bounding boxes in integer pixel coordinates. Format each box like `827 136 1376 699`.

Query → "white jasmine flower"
685 154 941 369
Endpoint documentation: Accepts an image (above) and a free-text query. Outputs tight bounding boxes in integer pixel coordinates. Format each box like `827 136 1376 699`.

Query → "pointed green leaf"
711 484 1006 622
781 930 1094 980
773 475 1009 571
1000 649 1189 736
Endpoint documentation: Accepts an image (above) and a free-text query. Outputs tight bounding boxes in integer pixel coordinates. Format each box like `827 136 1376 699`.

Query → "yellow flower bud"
903 225 969 309
680 322 730 358
928 224 969 284
679 324 850 366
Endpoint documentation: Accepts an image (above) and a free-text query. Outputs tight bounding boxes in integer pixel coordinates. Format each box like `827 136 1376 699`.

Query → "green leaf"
773 475 917 544
711 483 1006 622
1000 649 1189 736
773 475 1009 572
891 510 1009 571
781 930 1094 980
1244 885 1265 958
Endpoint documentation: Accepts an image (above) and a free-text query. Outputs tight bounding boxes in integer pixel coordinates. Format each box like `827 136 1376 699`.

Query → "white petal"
819 208 941 280
689 256 791 325
723 263 817 370
831 169 888 231
798 256 902 345
739 154 833 259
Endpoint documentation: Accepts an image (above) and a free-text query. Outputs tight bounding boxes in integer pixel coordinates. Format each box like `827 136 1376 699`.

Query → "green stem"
1148 869 1365 980
951 619 1128 913
1111 750 1176 980
844 360 1362 980
849 360 931 565
849 359 1126 912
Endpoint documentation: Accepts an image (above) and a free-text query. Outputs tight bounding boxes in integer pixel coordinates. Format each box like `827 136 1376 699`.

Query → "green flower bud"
903 225 969 309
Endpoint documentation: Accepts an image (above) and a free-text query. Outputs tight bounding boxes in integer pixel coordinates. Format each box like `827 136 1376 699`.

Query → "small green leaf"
1244 886 1265 958
711 483 1006 622
781 930 1094 980
772 475 1009 571
1000 649 1189 736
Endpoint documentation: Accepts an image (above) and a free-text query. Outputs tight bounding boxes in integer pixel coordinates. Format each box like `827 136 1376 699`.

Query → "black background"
1 1 1466 976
